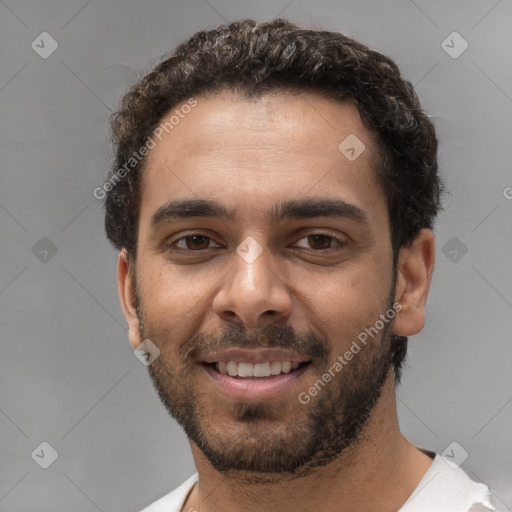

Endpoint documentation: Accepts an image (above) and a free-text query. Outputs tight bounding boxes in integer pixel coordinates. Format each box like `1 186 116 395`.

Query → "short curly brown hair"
101 18 444 383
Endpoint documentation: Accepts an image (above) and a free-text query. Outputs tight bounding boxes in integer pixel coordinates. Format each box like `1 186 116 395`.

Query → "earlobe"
393 229 435 337
117 249 142 349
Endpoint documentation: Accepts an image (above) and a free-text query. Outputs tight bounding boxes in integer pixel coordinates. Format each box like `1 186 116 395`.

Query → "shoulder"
400 452 498 512
139 473 199 512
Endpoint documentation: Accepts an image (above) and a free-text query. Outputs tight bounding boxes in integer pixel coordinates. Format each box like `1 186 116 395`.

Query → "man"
102 18 498 512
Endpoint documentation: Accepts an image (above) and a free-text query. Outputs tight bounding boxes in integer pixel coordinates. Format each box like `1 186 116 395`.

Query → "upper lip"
201 348 313 364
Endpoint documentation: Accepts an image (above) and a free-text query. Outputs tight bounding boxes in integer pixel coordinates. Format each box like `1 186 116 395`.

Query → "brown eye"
307 234 333 250
174 235 213 250
292 232 347 252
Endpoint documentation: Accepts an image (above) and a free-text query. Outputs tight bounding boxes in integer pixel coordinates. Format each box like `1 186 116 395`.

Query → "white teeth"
253 362 271 377
214 360 303 377
227 361 238 377
269 361 282 375
237 362 253 377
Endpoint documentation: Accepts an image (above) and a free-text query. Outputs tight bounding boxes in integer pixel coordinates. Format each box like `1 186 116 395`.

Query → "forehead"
139 90 386 230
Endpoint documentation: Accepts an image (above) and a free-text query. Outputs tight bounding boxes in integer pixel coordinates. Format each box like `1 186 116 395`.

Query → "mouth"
203 360 312 379
200 353 313 400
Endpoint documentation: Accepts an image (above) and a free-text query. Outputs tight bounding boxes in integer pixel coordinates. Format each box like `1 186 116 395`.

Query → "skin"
117 90 436 512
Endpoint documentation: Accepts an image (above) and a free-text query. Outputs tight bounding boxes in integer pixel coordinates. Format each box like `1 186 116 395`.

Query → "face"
122 90 403 479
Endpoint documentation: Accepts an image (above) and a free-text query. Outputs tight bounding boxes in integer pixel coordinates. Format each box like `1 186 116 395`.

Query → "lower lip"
202 364 310 400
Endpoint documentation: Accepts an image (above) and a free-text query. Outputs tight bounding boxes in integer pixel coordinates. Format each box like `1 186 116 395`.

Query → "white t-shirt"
140 450 498 512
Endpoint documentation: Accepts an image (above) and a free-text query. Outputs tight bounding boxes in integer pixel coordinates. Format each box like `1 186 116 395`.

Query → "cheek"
294 257 391 341
136 269 201 350
141 261 213 314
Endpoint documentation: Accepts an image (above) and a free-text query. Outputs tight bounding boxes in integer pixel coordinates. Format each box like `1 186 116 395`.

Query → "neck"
184 373 434 512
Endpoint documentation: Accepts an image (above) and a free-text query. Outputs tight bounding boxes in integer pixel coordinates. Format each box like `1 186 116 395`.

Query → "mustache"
180 323 329 366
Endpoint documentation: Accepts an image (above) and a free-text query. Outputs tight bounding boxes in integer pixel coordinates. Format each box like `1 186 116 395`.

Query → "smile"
207 360 307 378
201 359 312 400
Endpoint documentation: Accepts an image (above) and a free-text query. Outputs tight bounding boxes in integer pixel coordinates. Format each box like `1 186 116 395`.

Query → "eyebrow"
149 197 370 229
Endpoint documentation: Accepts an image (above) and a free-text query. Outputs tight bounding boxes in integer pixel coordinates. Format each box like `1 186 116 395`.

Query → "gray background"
1 0 511 510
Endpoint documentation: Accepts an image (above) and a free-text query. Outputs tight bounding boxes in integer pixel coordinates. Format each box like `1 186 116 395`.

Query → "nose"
212 238 292 329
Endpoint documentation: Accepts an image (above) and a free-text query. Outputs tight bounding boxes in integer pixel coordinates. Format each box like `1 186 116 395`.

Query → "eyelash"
166 232 347 253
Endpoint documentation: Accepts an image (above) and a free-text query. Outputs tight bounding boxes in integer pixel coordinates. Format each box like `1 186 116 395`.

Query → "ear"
117 249 142 349
393 229 435 336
